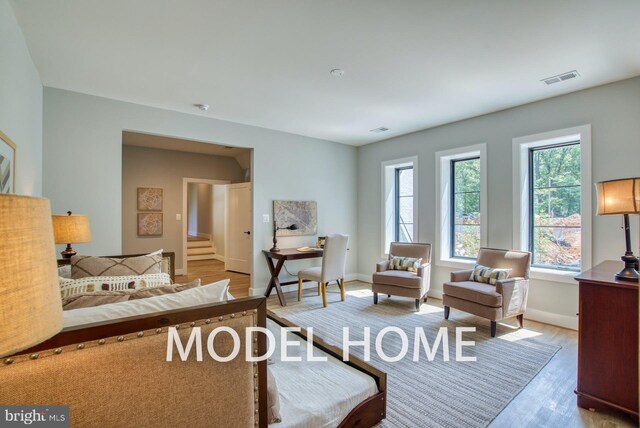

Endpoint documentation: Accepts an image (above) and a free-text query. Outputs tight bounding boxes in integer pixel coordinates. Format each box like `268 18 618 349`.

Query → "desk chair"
298 234 349 307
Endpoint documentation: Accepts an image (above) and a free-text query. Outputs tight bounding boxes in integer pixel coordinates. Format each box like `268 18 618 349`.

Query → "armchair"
443 247 531 337
372 242 432 311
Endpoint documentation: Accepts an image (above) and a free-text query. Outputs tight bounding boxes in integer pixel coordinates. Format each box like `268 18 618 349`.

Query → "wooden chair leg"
321 282 327 307
516 314 524 329
340 278 345 301
490 321 497 337
415 299 420 311
444 306 450 319
373 292 378 304
297 278 302 301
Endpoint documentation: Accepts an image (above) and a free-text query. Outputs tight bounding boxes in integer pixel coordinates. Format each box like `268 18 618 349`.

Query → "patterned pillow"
71 252 163 279
388 254 422 273
470 264 512 285
59 273 172 298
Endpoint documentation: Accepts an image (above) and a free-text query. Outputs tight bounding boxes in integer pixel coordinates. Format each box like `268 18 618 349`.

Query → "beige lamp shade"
595 177 640 215
0 195 63 358
52 213 91 244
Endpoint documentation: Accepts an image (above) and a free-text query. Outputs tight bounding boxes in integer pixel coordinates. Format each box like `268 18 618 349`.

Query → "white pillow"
63 279 231 328
58 265 72 279
59 273 172 298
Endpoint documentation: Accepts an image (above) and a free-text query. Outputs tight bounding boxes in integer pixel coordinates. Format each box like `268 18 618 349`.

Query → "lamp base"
615 253 639 282
270 246 280 252
60 244 76 259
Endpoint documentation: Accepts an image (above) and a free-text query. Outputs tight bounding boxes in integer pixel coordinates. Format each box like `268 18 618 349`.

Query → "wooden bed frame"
12 295 386 427
268 311 387 428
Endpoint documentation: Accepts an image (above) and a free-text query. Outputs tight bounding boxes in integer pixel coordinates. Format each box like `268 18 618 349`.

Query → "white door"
226 183 252 274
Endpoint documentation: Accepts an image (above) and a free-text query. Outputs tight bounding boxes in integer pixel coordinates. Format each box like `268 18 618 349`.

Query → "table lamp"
595 177 640 282
0 194 64 358
52 211 91 258
270 222 298 252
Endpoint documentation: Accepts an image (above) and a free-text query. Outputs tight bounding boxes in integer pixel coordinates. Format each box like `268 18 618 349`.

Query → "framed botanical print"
0 131 16 194
137 187 163 211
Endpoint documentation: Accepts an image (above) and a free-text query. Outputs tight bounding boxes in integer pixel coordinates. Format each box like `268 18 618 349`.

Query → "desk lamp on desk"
270 222 298 252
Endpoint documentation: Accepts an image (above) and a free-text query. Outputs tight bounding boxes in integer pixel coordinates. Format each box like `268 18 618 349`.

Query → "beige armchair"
372 242 431 311
443 247 531 337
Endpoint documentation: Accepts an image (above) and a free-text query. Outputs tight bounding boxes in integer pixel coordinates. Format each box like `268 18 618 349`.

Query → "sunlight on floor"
498 327 543 342
413 304 444 315
345 289 374 298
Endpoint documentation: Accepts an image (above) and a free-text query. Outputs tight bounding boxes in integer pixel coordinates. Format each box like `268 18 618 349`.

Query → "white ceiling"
11 0 640 146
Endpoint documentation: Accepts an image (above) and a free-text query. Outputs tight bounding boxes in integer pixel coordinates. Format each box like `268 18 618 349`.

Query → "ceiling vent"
541 70 580 85
370 127 389 133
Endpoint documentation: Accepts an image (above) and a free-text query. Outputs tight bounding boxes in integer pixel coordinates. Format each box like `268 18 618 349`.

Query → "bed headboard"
57 252 177 282
1 296 268 428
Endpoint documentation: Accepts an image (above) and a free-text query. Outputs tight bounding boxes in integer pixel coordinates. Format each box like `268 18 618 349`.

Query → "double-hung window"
513 125 592 281
382 157 418 256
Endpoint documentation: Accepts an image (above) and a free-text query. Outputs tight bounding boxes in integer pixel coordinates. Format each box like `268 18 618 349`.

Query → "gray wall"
121 145 244 269
43 88 359 291
357 77 640 328
197 183 213 236
0 0 42 196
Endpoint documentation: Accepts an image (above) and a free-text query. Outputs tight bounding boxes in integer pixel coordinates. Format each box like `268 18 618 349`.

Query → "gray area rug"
270 289 561 428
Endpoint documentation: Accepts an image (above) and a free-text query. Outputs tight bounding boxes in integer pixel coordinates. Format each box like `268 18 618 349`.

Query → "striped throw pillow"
470 264 511 285
59 273 172 298
388 255 422 273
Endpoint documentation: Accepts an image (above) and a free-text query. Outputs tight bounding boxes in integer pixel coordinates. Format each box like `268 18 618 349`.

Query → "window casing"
382 157 418 256
450 157 481 259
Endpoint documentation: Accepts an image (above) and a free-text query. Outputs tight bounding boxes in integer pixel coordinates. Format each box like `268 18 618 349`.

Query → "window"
513 125 592 281
382 157 418 256
451 157 481 258
395 166 414 242
435 144 487 267
528 142 581 270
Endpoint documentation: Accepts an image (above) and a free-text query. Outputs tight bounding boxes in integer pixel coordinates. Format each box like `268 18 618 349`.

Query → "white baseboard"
355 273 372 283
524 308 578 330
213 254 226 262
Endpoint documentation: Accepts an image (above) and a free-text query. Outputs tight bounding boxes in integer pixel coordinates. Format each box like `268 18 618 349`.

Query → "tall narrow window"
451 157 481 258
529 142 581 270
395 166 414 242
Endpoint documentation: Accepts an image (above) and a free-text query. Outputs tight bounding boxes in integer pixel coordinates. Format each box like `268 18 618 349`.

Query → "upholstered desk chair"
298 234 349 307
443 247 531 337
372 242 432 311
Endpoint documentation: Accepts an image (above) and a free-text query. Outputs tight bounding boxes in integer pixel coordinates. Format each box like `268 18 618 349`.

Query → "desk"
263 248 323 306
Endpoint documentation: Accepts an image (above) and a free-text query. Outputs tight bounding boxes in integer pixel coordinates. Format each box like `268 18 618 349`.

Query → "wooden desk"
263 248 323 306
574 261 638 419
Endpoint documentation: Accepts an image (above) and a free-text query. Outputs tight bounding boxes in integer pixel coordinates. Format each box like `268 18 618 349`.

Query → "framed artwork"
138 213 163 236
274 200 317 236
137 187 163 211
0 131 16 194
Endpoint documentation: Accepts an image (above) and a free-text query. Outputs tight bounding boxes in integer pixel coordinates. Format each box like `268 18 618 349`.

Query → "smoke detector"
330 68 345 77
194 104 210 111
370 127 389 133
541 70 580 85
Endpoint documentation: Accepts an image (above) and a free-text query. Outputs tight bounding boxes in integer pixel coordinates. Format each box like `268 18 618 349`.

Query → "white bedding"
267 320 378 428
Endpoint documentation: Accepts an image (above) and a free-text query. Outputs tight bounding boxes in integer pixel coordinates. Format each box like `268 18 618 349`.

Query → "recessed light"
330 68 345 77
370 127 389 133
194 104 209 111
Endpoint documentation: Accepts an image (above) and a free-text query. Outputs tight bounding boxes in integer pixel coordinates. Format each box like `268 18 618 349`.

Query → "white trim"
213 254 226 263
524 308 578 330
356 273 373 283
182 177 230 275
512 125 592 279
380 156 419 257
435 143 487 267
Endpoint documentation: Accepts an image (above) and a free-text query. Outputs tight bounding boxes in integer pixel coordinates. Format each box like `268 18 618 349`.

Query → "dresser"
575 261 638 418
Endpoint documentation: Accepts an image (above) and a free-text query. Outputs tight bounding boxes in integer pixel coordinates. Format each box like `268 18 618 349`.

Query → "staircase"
187 235 216 261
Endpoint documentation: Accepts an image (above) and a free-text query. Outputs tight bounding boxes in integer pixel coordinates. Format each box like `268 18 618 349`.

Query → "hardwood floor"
267 281 637 428
176 259 250 298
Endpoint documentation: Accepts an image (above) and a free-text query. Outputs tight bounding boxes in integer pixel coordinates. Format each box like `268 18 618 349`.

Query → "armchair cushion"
372 270 422 289
376 261 390 272
470 264 512 285
388 255 422 272
443 281 502 307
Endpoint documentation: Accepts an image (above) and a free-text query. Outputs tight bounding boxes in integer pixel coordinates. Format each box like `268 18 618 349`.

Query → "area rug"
269 289 561 428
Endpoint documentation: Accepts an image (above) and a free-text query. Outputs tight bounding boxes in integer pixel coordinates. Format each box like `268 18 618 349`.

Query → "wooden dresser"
575 261 638 418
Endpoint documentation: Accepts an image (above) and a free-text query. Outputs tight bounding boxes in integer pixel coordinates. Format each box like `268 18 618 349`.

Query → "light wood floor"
176 259 250 298
267 281 637 428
